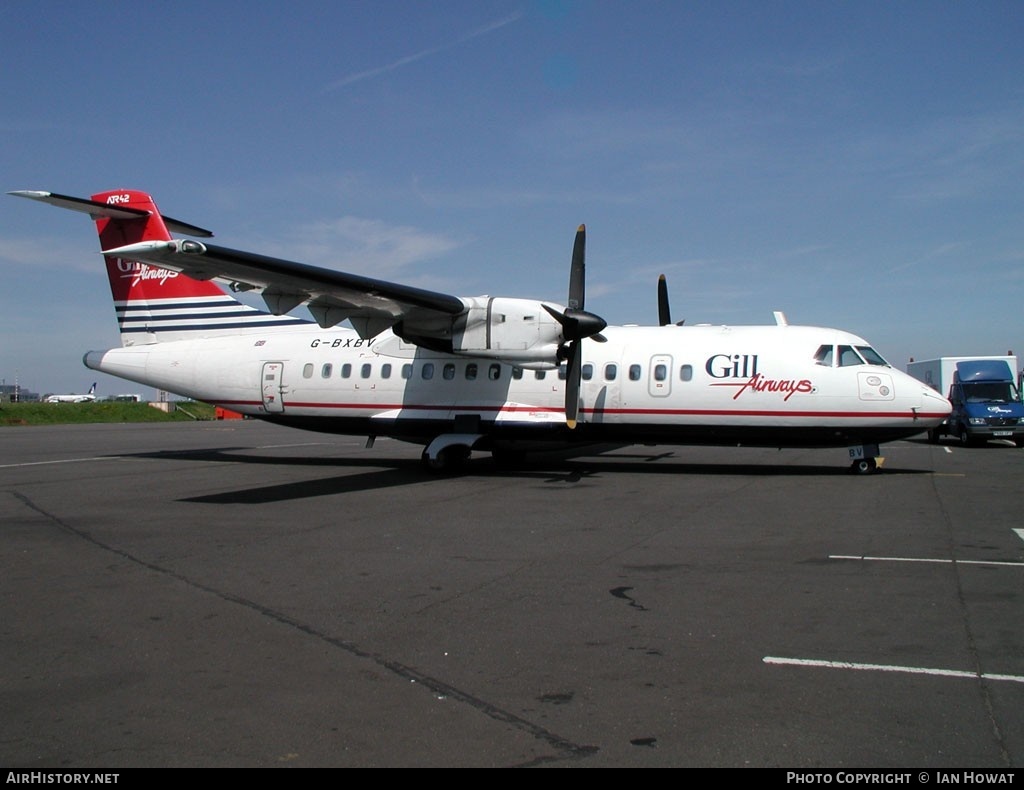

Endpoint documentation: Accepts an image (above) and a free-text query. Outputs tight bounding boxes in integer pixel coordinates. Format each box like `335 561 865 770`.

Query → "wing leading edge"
10 189 467 341
105 238 467 339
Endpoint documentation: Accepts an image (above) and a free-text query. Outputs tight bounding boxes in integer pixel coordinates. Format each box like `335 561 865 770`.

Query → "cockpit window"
838 345 864 367
856 346 890 366
817 343 890 368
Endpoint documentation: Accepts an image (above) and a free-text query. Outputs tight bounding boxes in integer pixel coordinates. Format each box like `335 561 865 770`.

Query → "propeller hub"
563 308 607 341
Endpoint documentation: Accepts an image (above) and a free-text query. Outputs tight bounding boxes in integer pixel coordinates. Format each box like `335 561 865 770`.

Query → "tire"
851 457 877 475
958 426 979 447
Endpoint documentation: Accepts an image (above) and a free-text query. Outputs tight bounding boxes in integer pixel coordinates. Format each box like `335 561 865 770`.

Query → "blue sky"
2 0 1022 396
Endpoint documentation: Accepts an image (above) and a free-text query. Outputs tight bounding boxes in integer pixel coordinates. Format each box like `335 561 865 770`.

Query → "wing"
10 189 573 365
104 238 468 341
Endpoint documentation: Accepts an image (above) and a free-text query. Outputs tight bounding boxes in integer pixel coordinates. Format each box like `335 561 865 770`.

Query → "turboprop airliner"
10 189 951 473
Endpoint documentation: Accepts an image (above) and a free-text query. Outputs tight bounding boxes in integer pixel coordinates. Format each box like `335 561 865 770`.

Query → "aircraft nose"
919 386 952 418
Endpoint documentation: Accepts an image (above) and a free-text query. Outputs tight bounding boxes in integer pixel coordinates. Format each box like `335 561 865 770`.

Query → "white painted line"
0 456 118 470
1013 529 1024 545
830 554 1024 568
764 656 1024 685
944 446 953 453
254 442 330 449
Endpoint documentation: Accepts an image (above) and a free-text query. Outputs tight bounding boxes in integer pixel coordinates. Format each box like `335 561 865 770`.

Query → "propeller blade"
658 274 671 326
557 223 606 429
565 342 581 429
568 224 586 310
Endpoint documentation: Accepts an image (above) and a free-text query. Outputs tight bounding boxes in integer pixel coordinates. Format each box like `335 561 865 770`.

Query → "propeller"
658 274 671 326
542 224 607 429
657 273 684 326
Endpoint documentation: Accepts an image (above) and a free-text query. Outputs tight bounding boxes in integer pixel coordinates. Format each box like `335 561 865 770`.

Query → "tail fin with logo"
10 189 307 345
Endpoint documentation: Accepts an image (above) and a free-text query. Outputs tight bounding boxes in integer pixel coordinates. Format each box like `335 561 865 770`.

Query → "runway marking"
0 456 118 469
254 442 331 449
831 554 1024 568
763 656 1024 684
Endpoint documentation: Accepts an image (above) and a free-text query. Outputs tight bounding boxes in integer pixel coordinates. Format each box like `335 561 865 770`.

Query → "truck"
906 356 1024 447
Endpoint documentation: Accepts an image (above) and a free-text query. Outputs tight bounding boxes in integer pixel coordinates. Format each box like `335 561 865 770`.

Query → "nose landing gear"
849 443 883 475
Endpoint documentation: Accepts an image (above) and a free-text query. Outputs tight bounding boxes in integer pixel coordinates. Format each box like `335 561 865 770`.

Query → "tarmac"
2 420 1022 767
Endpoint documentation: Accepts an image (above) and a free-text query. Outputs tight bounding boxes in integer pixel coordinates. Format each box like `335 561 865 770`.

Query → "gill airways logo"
116 259 179 287
706 353 814 402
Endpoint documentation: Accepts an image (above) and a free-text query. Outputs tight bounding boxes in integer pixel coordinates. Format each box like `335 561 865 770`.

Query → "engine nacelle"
451 296 563 368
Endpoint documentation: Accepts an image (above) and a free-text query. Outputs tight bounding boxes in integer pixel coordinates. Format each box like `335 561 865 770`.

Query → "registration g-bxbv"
7 775 118 784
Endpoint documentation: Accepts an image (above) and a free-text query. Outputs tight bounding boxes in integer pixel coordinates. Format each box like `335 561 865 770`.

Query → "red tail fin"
11 188 309 344
90 189 226 304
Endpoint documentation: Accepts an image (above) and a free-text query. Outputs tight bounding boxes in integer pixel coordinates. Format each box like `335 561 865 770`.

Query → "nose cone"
919 386 952 421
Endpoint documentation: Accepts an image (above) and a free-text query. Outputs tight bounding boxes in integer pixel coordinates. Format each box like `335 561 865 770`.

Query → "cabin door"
261 362 285 413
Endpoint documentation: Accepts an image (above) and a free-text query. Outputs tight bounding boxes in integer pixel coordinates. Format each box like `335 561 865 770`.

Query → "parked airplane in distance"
45 382 97 403
11 189 951 473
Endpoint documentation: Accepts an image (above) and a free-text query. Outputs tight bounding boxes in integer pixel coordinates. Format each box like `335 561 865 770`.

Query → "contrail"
323 11 523 93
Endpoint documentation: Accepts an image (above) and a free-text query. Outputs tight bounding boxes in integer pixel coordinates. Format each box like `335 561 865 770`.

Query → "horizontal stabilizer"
8 190 214 238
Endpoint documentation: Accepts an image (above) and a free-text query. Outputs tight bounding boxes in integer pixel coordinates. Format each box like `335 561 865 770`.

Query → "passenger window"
381 364 392 379
443 363 456 380
535 370 547 380
582 363 593 381
654 364 667 381
605 364 618 381
401 364 412 380
680 364 693 382
512 367 524 380
303 363 313 379
321 363 333 379
466 363 478 380
489 364 501 381
422 363 434 380
629 364 642 381
558 364 568 381
361 363 372 379
340 363 352 378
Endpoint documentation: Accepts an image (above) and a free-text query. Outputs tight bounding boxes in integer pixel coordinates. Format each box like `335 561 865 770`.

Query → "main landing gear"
421 433 482 473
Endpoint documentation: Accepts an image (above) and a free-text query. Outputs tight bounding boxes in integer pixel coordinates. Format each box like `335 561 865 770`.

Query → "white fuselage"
85 322 951 451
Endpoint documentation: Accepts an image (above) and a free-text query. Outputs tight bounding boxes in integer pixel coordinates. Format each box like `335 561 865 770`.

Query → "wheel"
958 425 980 447
926 428 940 444
851 457 877 475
